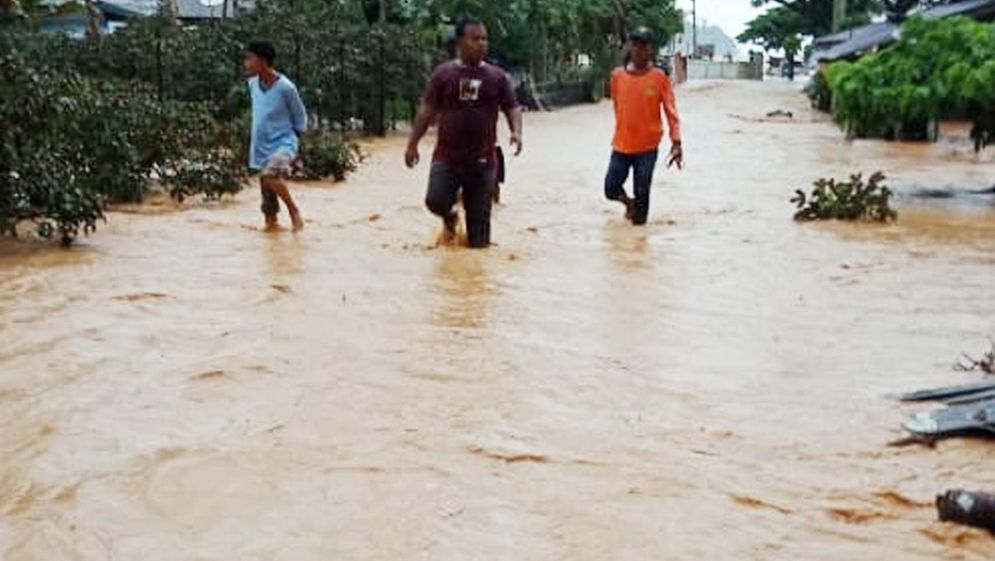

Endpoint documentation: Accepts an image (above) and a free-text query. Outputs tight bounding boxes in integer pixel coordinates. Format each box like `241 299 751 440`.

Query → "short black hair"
246 40 276 66
454 17 484 40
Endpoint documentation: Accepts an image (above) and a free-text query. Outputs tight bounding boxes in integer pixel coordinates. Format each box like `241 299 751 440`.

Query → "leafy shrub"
805 68 832 113
0 151 104 245
792 171 897 223
828 17 995 151
0 52 247 243
0 54 105 243
165 151 246 202
296 131 361 181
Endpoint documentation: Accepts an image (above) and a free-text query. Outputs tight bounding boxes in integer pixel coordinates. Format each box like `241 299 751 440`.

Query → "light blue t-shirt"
248 74 308 170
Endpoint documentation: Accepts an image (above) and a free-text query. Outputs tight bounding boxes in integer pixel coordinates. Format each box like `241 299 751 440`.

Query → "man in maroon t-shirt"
405 18 523 248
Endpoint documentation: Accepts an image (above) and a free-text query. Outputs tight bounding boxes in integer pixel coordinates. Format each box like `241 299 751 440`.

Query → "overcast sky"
675 0 767 41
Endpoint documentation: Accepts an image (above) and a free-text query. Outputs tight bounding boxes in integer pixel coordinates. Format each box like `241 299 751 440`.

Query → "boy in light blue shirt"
245 40 308 231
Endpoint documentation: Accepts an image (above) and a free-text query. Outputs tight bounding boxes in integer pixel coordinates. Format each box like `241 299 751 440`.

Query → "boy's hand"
667 142 684 170
405 144 420 168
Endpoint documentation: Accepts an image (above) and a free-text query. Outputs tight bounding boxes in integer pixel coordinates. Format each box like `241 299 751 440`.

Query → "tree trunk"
786 51 796 81
1 0 22 17
159 0 179 26
885 0 918 22
84 0 102 37
832 0 848 33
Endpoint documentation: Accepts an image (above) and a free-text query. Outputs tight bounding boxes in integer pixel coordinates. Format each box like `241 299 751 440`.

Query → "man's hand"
667 142 684 170
405 144 420 168
510 132 523 156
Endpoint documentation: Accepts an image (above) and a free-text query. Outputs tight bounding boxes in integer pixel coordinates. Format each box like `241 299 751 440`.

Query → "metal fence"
9 22 439 135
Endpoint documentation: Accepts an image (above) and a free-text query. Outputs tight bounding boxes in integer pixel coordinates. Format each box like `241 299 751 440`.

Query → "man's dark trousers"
604 149 659 225
425 160 496 248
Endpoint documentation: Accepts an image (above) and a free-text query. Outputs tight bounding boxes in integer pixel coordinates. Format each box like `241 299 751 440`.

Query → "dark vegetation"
297 132 362 182
792 171 898 223
955 340 995 375
809 17 995 151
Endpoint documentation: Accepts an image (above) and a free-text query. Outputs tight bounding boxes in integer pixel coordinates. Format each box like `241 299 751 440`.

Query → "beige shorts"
261 151 294 178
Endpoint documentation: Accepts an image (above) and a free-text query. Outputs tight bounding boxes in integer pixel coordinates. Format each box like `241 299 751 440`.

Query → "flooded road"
2 80 994 560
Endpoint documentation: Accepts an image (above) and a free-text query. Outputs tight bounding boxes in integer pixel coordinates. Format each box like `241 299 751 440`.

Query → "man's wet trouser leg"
461 166 493 249
604 151 633 203
425 162 493 248
426 162 459 221
630 150 659 226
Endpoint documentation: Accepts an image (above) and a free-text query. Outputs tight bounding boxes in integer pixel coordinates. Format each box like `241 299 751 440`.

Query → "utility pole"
832 0 847 33
691 0 697 57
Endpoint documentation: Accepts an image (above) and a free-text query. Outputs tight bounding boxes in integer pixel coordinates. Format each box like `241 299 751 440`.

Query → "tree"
738 7 804 80
0 0 23 24
882 0 943 22
0 0 21 16
84 0 102 38
159 0 178 26
402 0 682 71
741 0 903 79
749 0 879 37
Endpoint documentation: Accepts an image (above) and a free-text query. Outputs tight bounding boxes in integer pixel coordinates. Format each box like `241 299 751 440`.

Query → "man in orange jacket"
605 27 683 225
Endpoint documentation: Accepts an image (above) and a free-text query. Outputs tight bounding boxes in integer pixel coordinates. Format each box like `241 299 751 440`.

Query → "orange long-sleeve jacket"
610 67 681 154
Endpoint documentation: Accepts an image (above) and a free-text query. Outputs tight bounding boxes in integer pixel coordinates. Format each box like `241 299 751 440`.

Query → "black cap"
628 27 656 45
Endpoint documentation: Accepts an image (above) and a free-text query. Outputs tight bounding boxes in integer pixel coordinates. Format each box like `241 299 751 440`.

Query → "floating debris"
937 490 995 532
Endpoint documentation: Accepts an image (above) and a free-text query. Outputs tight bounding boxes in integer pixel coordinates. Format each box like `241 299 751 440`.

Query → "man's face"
629 40 654 66
458 24 488 63
244 52 266 77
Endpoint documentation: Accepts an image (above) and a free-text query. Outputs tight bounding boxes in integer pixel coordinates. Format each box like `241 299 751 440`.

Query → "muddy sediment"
1 80 994 560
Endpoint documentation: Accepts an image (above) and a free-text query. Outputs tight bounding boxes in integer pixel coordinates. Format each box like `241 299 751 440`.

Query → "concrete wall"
688 60 763 81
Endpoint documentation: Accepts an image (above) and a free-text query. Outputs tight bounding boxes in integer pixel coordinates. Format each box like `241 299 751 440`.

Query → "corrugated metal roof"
82 0 253 19
923 0 995 19
813 22 899 62
813 0 995 62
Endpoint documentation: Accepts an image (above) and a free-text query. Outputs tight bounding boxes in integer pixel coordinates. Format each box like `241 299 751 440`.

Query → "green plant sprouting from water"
791 171 897 223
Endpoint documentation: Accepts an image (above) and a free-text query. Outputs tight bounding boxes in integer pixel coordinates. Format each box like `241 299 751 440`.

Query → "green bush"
828 17 995 150
0 52 247 243
805 68 832 113
792 171 897 223
297 131 361 181
0 151 104 245
166 151 245 202
0 54 106 243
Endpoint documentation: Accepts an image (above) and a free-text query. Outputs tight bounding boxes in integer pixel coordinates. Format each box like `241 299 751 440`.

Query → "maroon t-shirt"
423 61 518 167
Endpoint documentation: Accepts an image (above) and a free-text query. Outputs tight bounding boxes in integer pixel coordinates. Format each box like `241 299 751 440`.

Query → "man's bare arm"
661 82 683 170
405 101 438 168
505 107 524 156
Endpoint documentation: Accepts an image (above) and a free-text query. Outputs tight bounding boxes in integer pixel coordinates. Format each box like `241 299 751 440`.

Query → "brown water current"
1 80 994 560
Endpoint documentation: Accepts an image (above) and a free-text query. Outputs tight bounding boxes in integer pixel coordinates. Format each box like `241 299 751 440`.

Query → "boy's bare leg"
262 176 303 231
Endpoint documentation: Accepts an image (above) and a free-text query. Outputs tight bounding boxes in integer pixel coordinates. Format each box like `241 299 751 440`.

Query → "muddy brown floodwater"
2 80 994 560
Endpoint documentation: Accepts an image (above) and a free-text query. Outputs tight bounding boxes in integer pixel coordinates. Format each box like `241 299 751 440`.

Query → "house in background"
811 0 995 63
670 19 740 61
39 0 256 36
